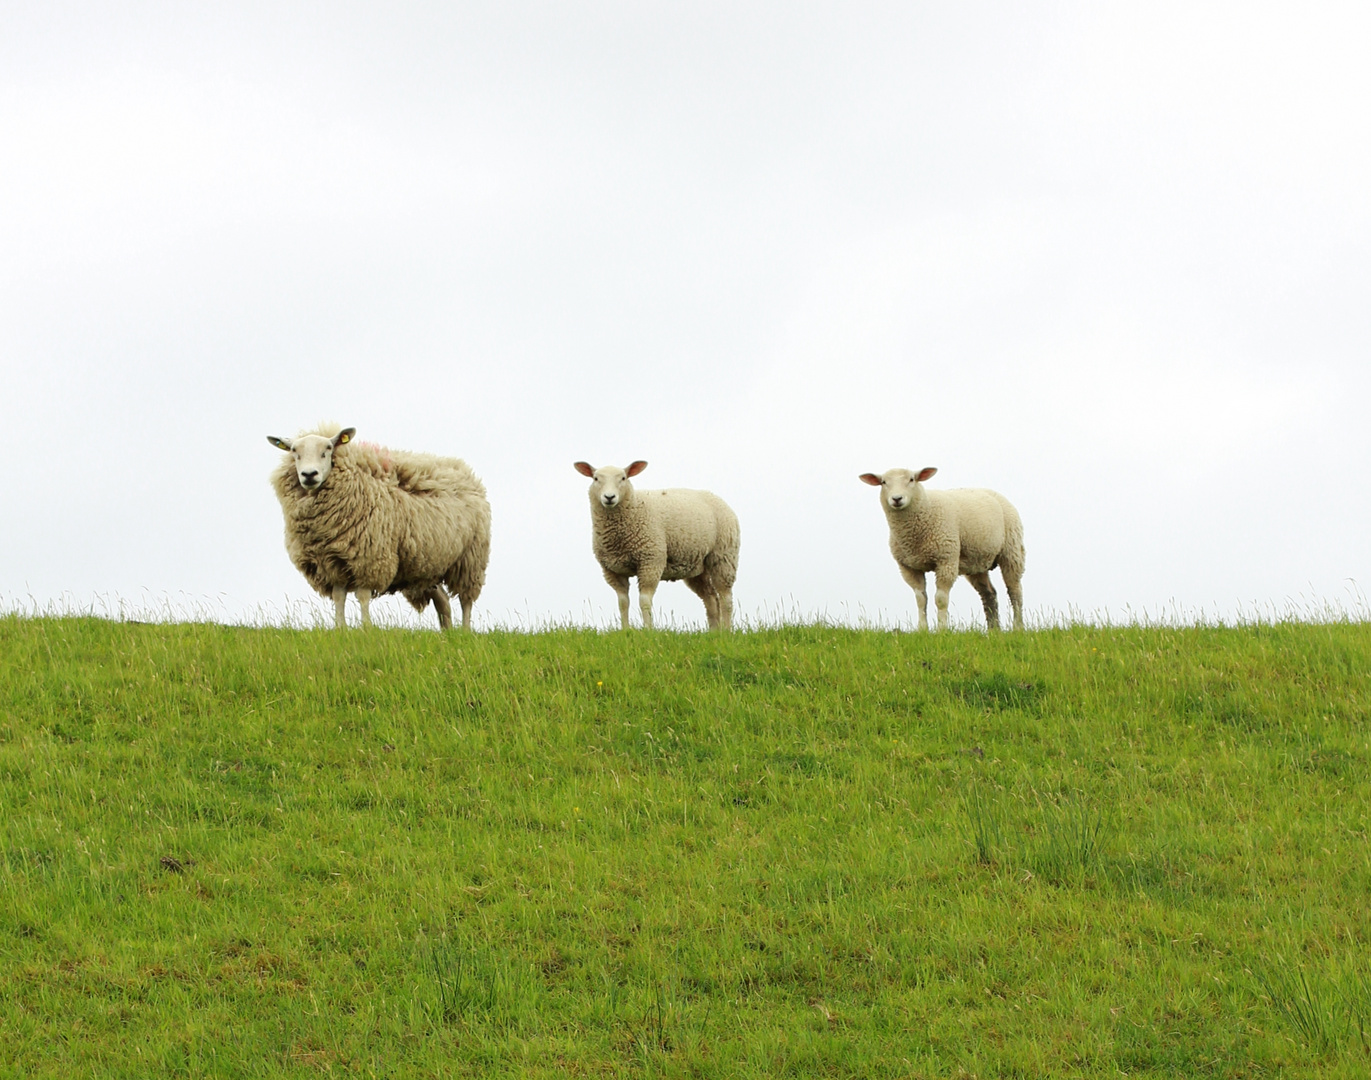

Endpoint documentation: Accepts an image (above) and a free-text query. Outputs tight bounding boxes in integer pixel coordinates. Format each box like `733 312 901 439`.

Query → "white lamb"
574 461 740 631
859 467 1025 632
268 424 490 630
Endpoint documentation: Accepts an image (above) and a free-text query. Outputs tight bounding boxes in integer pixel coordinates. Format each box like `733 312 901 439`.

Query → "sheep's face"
575 460 648 509
268 428 356 492
860 467 937 512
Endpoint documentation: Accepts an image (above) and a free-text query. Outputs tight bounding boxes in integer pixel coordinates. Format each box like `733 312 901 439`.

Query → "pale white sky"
2 2 1368 629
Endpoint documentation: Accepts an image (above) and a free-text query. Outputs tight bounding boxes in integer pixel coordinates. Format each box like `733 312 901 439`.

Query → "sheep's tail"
443 503 492 608
703 501 741 589
998 498 1026 578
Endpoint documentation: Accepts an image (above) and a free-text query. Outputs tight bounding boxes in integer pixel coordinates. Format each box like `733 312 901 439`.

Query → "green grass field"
2 615 1369 1077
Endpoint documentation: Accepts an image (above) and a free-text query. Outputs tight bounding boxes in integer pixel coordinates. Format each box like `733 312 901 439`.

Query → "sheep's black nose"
301 471 319 485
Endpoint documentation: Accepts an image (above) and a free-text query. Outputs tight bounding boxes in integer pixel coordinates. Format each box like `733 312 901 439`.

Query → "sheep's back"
385 450 486 499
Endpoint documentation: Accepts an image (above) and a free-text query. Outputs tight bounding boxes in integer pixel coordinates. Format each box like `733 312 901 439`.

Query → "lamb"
574 461 740 631
859 467 1024 632
267 424 490 630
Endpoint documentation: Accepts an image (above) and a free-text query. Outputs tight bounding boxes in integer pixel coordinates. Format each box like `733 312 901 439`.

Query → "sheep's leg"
1001 568 1024 631
458 594 475 631
700 552 736 631
357 588 373 628
602 569 632 630
704 580 722 630
967 571 1000 632
332 585 349 630
637 570 662 631
898 566 929 631
933 566 959 632
684 575 721 630
429 588 453 631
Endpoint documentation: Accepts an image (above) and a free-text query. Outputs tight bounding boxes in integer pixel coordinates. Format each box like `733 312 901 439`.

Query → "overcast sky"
2 1 1368 630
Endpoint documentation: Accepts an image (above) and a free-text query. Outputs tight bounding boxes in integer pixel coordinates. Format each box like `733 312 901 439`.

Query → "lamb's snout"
601 492 619 507
889 494 907 509
299 470 321 488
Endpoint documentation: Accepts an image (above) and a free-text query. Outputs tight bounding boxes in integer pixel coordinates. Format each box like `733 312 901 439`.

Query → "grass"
1 615 1369 1076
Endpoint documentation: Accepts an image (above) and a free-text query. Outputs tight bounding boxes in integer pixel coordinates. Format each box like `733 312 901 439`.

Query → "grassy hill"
2 615 1369 1077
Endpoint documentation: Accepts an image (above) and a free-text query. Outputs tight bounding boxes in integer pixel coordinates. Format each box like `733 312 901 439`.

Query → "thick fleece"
269 424 490 630
574 461 740 631
859 467 1025 632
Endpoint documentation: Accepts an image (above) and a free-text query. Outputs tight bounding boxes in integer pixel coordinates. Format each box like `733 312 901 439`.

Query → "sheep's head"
859 467 936 511
268 428 356 492
575 460 647 509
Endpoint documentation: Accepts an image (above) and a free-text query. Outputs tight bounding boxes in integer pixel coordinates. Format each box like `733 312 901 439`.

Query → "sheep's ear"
626 460 648 477
574 461 595 477
333 428 356 448
267 436 293 451
858 473 883 486
916 467 937 482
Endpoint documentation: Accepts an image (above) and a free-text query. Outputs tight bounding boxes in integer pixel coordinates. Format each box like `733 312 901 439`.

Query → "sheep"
267 424 490 630
573 461 740 631
859 467 1024 632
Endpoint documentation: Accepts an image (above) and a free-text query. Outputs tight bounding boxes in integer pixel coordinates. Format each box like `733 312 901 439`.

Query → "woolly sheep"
573 461 740 631
267 424 490 630
859 467 1024 632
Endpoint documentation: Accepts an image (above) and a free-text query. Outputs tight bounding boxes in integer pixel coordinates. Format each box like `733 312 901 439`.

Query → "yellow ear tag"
339 433 350 444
